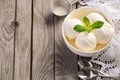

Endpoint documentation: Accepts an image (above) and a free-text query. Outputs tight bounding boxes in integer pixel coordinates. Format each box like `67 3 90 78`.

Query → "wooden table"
0 0 93 80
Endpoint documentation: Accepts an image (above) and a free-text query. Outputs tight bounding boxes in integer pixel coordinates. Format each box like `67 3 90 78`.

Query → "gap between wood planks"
13 0 17 79
30 0 33 80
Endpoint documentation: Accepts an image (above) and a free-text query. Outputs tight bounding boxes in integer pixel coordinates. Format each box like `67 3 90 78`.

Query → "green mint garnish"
83 16 90 26
74 16 104 33
91 21 104 29
73 24 86 32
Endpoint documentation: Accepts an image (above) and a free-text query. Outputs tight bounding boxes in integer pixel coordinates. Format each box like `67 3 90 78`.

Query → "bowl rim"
62 7 115 54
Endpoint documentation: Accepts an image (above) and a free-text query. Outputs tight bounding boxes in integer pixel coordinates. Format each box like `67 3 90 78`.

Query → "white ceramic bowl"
62 7 114 57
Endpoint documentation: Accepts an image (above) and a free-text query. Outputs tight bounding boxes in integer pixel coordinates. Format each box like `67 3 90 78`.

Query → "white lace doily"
79 0 120 80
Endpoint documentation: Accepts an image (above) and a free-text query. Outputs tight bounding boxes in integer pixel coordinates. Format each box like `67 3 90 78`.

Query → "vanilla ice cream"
75 32 97 51
63 19 83 39
93 21 114 44
87 12 105 24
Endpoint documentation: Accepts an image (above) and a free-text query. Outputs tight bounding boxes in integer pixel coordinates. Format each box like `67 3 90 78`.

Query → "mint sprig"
74 24 86 32
74 16 104 33
91 21 104 29
83 16 90 26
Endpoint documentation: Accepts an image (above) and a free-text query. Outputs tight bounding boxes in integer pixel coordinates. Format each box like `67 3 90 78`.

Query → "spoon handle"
96 75 120 80
81 67 107 75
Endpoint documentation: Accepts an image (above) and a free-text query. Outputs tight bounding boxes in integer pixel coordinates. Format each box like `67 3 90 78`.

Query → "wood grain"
32 0 54 80
0 0 15 80
54 4 79 80
14 0 32 80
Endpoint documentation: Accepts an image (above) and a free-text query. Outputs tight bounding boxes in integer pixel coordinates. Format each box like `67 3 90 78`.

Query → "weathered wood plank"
0 0 15 80
14 0 32 80
32 0 54 80
54 4 79 80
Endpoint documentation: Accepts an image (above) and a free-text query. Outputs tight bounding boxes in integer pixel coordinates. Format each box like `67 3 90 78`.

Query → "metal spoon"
78 61 120 80
78 73 120 80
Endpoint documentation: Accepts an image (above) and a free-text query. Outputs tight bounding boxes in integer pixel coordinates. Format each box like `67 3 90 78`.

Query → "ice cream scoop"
63 18 83 39
93 21 114 44
75 32 97 51
87 12 105 24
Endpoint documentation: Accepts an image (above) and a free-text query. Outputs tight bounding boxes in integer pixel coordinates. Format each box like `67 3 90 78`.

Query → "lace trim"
78 0 120 80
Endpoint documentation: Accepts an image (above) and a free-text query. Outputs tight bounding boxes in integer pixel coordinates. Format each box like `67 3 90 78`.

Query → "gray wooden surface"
0 0 93 80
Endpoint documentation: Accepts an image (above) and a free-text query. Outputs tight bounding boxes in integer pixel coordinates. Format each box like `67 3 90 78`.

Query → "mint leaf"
74 24 86 32
73 16 104 33
91 21 104 29
83 16 90 26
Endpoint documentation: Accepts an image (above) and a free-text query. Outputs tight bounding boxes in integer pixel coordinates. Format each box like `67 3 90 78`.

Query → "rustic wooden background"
0 0 93 80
